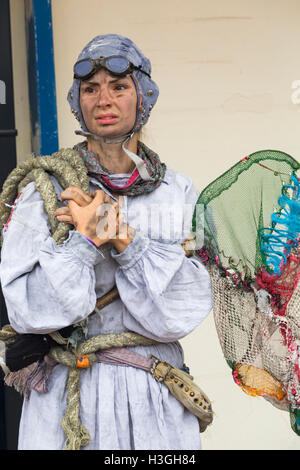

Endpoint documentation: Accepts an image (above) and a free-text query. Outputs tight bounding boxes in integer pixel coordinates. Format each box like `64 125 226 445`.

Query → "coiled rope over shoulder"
0 148 89 245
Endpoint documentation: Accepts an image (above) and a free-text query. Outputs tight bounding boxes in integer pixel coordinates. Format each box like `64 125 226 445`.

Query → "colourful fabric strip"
73 140 166 197
4 348 155 397
81 234 99 249
96 347 153 371
100 168 140 190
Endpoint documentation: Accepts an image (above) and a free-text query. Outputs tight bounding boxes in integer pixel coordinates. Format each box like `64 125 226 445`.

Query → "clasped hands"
54 187 135 253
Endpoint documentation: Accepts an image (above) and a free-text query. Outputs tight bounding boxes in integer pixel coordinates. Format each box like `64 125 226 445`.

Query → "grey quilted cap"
67 34 159 135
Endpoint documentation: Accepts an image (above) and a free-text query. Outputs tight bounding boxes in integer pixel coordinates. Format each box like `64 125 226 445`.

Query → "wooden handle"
95 287 120 310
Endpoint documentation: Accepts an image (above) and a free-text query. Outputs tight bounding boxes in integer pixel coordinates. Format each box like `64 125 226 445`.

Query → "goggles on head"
73 55 151 81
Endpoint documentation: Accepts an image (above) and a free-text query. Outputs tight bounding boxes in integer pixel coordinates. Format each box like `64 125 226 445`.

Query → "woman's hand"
55 187 135 252
54 187 93 225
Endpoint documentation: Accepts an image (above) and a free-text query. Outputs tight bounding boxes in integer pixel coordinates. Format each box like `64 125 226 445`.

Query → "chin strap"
75 130 154 181
75 129 130 144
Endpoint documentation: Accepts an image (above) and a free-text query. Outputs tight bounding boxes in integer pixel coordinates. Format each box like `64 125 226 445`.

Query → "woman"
0 34 212 450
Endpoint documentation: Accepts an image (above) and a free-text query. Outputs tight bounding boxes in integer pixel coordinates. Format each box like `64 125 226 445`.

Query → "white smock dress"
0 160 212 450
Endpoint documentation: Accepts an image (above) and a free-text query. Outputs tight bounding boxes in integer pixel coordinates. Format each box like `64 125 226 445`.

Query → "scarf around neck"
73 140 166 197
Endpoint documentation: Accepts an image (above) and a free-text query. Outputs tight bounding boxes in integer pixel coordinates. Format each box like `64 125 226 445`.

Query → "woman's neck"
87 134 138 174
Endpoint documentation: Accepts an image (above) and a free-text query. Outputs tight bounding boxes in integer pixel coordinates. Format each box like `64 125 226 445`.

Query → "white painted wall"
10 0 300 450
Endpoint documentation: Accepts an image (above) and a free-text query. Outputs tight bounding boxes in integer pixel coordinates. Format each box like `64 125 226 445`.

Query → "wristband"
81 234 99 249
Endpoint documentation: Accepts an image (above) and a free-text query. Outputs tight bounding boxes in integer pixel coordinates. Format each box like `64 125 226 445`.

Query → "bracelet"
81 234 99 249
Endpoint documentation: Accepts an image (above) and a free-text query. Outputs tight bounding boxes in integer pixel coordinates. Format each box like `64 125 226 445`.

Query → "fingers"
60 187 93 206
90 190 112 204
57 188 121 238
60 187 115 208
88 191 115 216
54 206 74 224
56 214 74 224
90 190 118 204
54 207 71 217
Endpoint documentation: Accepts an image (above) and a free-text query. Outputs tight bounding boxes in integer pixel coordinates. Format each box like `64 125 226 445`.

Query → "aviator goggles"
73 55 151 81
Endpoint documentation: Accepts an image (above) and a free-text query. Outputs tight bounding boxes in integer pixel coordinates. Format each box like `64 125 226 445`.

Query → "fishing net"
192 150 300 435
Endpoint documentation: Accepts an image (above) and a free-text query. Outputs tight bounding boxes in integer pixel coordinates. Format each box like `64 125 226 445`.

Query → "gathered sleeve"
0 182 104 334
111 175 212 343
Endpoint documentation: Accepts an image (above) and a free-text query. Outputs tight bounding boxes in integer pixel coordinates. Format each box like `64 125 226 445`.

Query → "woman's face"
79 68 137 139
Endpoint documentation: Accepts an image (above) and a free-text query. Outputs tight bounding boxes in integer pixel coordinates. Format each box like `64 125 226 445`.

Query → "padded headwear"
67 34 159 136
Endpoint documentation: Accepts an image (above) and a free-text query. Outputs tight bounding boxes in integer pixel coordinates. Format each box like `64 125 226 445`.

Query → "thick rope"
49 332 159 450
49 332 158 367
0 149 89 245
0 324 19 345
62 368 90 450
